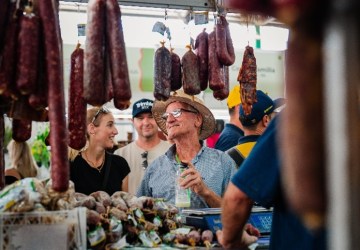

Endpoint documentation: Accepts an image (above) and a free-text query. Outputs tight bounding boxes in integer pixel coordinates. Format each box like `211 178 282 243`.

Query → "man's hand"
180 162 207 195
216 229 258 249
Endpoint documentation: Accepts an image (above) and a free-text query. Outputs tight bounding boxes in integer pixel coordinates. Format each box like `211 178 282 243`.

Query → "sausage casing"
84 0 106 106
68 44 87 150
153 43 171 101
208 30 225 91
38 0 69 192
12 118 32 142
106 0 131 110
0 3 21 98
170 49 182 91
213 66 229 100
216 16 235 66
195 30 209 91
181 46 201 95
16 13 40 95
237 46 257 115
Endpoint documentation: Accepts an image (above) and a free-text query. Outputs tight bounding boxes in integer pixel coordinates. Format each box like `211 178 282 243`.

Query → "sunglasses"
92 106 110 123
161 108 198 120
141 151 148 169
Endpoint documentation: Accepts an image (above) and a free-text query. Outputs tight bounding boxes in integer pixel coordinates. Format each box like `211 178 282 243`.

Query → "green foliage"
31 127 50 168
4 126 12 153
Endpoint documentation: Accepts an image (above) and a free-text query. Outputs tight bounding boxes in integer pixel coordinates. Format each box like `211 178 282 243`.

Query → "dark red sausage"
195 29 209 91
216 16 235 66
68 44 87 150
181 45 201 95
170 49 182 91
0 3 21 99
38 0 69 192
16 13 40 95
84 0 106 106
0 114 4 189
208 30 225 91
106 0 131 110
153 43 171 101
28 27 48 110
12 118 32 142
279 32 326 224
103 49 114 103
213 66 229 100
0 0 10 54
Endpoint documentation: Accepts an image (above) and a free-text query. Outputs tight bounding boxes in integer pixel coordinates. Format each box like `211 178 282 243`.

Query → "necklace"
84 151 106 173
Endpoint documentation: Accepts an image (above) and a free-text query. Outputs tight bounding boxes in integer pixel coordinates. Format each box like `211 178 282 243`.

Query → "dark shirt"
231 115 326 250
70 152 130 196
215 123 244 151
5 176 19 185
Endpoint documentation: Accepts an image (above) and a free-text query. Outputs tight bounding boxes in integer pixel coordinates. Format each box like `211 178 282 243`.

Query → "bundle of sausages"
153 16 235 101
0 0 68 191
84 0 131 110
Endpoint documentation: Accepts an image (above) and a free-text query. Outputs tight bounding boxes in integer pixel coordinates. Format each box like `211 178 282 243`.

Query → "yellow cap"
227 85 241 108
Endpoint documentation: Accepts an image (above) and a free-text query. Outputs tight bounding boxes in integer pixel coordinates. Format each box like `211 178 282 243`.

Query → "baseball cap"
239 90 274 126
132 99 154 118
227 85 241 108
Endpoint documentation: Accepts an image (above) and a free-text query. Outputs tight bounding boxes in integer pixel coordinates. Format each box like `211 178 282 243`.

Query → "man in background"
115 99 170 195
226 90 275 167
215 85 244 151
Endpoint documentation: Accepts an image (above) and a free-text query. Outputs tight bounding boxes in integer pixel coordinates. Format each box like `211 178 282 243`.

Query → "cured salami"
16 11 40 95
0 3 21 99
153 42 171 101
279 33 326 229
181 45 201 95
28 37 48 110
0 0 10 55
213 66 229 100
216 16 235 66
195 29 209 91
12 118 32 142
237 46 257 115
170 49 182 91
208 30 225 91
84 0 106 106
68 44 87 150
106 0 131 110
38 0 69 192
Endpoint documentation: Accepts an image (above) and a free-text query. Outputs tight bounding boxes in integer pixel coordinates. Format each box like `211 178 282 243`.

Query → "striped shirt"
137 144 237 208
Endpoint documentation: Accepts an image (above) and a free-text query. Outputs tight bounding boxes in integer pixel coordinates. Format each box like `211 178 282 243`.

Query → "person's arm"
121 175 129 192
216 182 257 249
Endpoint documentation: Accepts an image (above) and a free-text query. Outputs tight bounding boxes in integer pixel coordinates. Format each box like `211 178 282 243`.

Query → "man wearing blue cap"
226 90 275 167
115 98 170 195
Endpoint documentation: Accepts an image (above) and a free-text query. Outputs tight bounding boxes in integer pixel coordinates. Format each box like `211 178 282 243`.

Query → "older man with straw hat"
137 90 237 208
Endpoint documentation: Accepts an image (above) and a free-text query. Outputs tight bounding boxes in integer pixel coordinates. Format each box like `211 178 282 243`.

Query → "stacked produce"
0 178 215 249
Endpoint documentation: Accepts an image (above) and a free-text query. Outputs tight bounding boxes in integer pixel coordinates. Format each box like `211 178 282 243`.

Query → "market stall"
1 0 359 249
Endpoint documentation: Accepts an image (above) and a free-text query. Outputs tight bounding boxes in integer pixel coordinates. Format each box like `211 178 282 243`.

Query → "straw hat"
152 90 216 140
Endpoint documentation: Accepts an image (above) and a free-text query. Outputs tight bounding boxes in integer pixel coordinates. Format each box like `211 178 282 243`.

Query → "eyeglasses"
161 108 198 120
141 151 148 170
92 106 110 123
